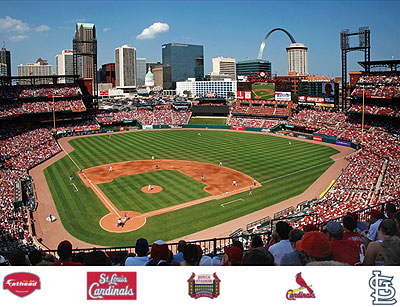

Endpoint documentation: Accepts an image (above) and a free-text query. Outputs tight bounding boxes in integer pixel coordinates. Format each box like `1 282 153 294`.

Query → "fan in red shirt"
323 220 362 266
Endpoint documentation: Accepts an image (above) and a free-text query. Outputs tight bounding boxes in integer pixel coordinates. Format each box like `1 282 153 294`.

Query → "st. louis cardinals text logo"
286 272 315 300
369 270 396 305
3 273 40 297
87 272 136 300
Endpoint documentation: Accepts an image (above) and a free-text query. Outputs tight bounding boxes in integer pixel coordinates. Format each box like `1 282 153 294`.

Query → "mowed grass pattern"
98 170 210 213
44 130 338 246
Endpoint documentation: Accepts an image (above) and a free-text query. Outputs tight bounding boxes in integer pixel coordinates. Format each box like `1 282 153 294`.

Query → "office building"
176 79 237 98
136 58 146 86
56 49 74 83
17 58 52 84
115 44 136 88
162 43 204 89
236 59 271 77
153 65 163 87
74 23 97 79
287 43 308 75
0 63 7 76
0 47 11 76
212 57 236 80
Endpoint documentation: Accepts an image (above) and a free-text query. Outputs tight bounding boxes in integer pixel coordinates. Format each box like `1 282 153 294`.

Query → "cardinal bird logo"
286 272 315 300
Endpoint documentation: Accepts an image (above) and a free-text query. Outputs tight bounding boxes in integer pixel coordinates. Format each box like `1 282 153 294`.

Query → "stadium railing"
42 231 272 265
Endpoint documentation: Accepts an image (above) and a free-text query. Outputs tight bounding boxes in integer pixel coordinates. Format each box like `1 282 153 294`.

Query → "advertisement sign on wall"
313 136 322 142
275 91 291 101
307 97 324 103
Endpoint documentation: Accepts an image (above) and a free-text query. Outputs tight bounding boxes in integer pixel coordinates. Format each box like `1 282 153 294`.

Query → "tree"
227 92 235 99
183 90 192 98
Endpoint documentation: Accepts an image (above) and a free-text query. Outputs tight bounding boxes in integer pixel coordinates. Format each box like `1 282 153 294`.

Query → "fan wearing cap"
323 221 363 265
361 209 383 244
296 231 334 264
53 240 82 266
221 246 243 266
125 238 150 266
147 240 171 266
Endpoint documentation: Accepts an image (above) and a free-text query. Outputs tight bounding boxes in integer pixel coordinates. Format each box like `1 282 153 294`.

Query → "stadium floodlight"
340 29 349 50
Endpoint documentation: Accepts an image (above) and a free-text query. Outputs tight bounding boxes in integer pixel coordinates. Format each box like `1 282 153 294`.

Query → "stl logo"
87 272 136 300
286 272 315 300
369 270 397 305
188 273 221 299
3 272 40 297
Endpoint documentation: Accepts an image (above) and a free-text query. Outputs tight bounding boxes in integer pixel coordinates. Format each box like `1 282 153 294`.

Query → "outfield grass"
44 130 338 246
188 117 227 125
98 170 210 213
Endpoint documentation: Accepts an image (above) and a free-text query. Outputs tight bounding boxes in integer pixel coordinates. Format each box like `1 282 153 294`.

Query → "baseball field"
43 130 338 246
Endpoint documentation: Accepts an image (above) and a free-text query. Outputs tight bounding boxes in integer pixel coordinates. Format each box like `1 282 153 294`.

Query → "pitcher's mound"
141 185 162 194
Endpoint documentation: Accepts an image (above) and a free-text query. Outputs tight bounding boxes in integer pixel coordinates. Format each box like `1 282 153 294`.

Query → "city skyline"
1 1 399 78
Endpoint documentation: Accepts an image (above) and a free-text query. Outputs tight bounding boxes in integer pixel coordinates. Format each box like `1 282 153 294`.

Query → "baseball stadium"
0 27 400 267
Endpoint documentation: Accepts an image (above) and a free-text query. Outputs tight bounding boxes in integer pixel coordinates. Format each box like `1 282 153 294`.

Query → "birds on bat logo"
286 272 315 300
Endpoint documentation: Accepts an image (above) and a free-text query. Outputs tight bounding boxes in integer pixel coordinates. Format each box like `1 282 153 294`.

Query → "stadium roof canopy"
358 60 400 72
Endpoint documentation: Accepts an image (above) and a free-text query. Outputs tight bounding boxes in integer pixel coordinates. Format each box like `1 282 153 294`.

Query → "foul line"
58 143 121 218
260 157 346 185
221 198 244 207
71 183 78 192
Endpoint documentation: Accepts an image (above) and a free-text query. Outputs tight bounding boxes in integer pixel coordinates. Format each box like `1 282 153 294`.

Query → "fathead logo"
87 272 137 300
3 273 41 297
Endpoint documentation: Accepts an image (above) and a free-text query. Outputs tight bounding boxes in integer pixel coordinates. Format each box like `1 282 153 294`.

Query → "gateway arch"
258 28 296 59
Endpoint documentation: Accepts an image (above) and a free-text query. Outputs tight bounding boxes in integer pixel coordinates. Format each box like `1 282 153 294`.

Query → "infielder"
219 162 223 166
148 184 152 191
201 174 205 181
232 180 237 186
109 166 113 172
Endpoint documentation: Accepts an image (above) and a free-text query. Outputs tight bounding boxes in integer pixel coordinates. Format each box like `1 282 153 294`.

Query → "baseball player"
155 164 159 169
249 187 253 196
151 156 155 160
117 218 122 227
69 174 73 181
201 174 205 181
109 135 112 140
124 212 128 223
232 180 237 186
253 179 257 186
109 166 113 172
198 132 201 136
288 141 292 145
219 161 223 167
148 184 152 191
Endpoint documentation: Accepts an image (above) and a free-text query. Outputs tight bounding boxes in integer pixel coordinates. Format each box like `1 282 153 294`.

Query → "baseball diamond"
36 129 341 247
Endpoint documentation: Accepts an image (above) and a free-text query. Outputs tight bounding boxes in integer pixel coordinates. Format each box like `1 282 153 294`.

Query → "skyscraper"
162 43 204 90
136 58 146 86
0 47 11 76
286 43 308 75
115 45 136 88
73 23 97 79
212 57 236 80
56 50 74 83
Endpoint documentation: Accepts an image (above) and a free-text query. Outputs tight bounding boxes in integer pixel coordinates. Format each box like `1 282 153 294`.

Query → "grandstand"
1 73 400 266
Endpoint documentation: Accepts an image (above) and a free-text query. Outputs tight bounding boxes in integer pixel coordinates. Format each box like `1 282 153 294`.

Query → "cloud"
103 27 111 32
0 16 30 33
9 35 28 42
136 22 169 40
35 25 50 32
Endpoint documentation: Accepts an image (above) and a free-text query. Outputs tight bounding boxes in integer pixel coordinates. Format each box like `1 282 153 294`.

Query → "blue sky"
1 1 400 77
